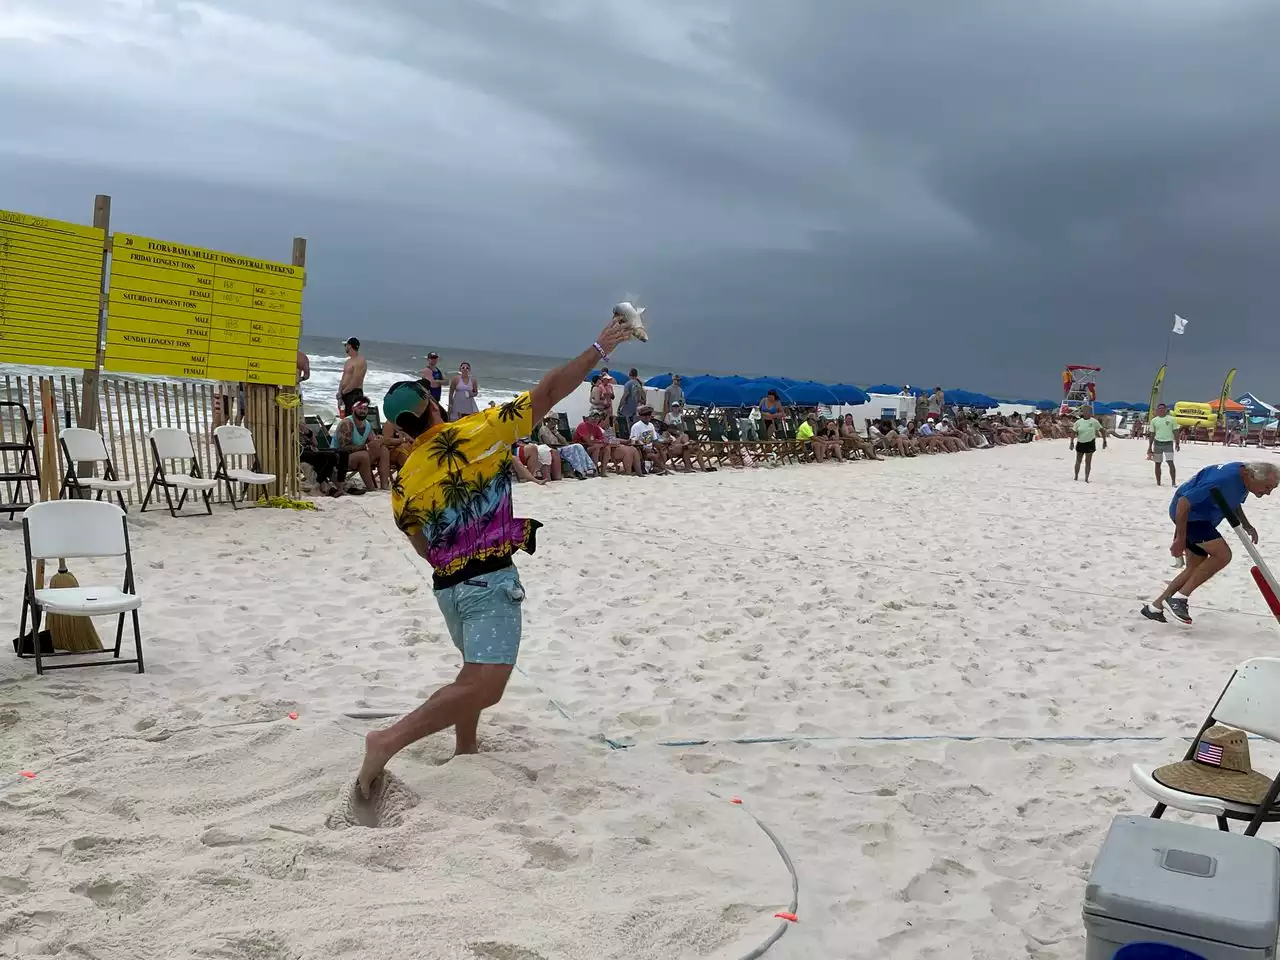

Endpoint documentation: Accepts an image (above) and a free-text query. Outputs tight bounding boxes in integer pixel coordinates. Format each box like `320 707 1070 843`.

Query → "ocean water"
0 335 701 422
297 335 690 418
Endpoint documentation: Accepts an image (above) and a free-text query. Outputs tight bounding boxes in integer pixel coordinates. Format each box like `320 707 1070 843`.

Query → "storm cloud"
3 0 1278 398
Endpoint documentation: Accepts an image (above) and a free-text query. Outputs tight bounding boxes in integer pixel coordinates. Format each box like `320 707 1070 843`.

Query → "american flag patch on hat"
1196 741 1225 767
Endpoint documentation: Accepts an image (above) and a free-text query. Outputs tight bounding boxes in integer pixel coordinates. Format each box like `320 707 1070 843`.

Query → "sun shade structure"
1209 397 1247 413
1237 393 1278 417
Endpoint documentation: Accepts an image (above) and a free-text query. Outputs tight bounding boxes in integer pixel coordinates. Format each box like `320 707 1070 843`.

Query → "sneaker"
1166 596 1193 624
1140 603 1167 623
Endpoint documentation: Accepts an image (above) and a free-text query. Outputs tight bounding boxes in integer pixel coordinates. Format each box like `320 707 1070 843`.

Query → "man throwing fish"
355 314 635 797
1142 461 1279 624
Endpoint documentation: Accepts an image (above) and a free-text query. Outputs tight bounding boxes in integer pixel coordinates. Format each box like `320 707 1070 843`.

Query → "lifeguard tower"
1061 365 1102 414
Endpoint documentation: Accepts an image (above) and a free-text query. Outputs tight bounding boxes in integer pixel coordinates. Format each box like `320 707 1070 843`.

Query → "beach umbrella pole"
1212 488 1280 622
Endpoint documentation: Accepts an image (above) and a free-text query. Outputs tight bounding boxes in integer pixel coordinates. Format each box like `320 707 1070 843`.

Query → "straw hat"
1153 725 1274 805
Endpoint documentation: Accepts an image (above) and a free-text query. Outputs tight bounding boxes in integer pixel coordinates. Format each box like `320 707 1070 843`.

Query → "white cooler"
1084 816 1280 959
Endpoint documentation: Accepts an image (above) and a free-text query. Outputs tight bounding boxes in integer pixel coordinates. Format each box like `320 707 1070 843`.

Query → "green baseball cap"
383 380 433 429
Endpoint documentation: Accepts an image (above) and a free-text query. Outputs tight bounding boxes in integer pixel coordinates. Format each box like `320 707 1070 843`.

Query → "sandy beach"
4 437 1280 959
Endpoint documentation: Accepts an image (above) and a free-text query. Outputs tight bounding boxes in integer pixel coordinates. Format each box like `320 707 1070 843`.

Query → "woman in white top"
448 362 480 420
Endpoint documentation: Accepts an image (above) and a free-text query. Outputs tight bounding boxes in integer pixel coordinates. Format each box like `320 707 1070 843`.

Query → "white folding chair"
1131 657 1280 835
141 428 217 517
18 500 144 675
212 425 277 509
58 427 135 511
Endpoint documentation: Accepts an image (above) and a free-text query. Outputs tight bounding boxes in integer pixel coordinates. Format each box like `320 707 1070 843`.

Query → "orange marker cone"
18 771 35 779
730 796 743 804
288 712 299 720
774 912 797 922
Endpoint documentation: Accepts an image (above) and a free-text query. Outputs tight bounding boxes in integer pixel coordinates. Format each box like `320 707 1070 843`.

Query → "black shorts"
1075 440 1096 454
1185 520 1224 558
340 388 364 413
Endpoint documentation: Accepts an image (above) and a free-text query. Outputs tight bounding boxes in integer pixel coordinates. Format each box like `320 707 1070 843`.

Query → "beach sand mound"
0 715 784 960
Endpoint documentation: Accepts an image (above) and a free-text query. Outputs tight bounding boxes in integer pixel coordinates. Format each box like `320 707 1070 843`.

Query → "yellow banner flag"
1217 368 1237 438
1148 364 1166 413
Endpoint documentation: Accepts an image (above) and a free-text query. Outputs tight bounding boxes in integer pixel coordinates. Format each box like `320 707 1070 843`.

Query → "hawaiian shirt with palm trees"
391 392 541 589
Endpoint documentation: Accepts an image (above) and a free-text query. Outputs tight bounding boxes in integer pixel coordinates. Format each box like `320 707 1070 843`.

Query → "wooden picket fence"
0 372 301 510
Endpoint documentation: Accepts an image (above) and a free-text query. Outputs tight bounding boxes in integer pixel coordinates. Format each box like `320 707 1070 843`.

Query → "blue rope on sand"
513 664 800 958
603 733 1254 749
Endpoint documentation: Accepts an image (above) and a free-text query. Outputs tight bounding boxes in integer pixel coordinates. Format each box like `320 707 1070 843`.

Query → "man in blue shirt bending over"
1143 461 1279 624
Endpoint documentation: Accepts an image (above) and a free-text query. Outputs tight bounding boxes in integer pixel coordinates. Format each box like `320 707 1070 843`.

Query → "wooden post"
286 237 307 498
76 194 111 483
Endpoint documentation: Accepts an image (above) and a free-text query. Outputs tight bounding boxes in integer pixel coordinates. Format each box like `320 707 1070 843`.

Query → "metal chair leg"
132 609 144 674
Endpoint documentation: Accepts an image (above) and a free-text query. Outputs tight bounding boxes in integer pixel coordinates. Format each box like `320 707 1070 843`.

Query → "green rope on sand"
254 495 317 510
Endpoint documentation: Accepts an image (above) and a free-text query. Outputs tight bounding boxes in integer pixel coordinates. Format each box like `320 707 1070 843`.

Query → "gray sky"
4 0 1279 400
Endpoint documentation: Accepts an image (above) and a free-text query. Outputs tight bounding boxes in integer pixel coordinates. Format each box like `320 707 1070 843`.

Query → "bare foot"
357 729 396 798
452 745 479 758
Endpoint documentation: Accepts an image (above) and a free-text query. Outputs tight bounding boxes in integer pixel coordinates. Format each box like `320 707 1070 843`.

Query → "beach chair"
1131 658 1280 836
212 424 275 506
142 427 217 517
58 428 135 510
698 416 730 467
712 415 745 468
213 425 277 509
18 500 144 675
558 412 572 439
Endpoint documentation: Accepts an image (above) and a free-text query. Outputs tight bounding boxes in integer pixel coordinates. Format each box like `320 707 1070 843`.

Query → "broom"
40 382 102 652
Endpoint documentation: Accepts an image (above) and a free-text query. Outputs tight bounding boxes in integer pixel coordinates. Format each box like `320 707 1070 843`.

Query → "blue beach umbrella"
740 378 795 405
583 368 632 384
644 373 674 388
1035 399 1058 411
865 383 909 395
945 389 1000 408
778 380 841 405
829 383 872 404
684 377 751 408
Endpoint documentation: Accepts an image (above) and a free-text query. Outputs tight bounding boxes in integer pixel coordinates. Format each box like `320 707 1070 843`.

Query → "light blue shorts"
434 566 525 665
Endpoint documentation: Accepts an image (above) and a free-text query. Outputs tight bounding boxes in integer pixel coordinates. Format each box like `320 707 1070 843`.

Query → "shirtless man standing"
355 313 634 797
337 337 367 414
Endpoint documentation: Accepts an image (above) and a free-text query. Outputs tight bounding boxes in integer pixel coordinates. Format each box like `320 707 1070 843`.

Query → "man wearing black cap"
418 351 445 406
337 337 366 414
354 313 634 798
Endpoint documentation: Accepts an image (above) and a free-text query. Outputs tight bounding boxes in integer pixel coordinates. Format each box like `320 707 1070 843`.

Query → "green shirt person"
1147 403 1180 486
1070 406 1107 482
1149 412 1178 443
795 419 815 440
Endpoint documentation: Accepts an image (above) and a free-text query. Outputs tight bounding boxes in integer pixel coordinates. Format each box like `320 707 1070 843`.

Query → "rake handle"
1211 486 1280 611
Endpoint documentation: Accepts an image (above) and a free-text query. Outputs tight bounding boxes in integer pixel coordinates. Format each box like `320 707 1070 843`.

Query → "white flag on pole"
1172 314 1188 335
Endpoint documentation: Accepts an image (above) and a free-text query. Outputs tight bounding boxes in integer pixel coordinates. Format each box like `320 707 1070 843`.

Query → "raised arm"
530 318 632 423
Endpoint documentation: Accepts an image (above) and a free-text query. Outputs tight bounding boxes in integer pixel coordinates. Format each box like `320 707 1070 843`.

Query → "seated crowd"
300 381 1087 497
510 403 706 483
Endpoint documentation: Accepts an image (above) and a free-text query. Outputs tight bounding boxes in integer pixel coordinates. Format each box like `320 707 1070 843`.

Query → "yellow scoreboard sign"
0 209 105 368
105 233 304 386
